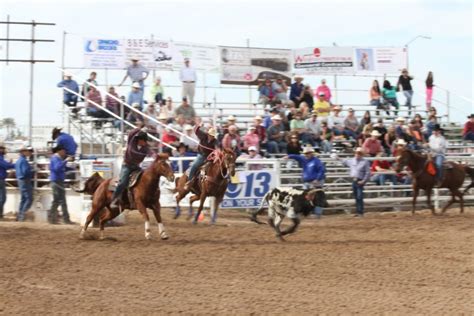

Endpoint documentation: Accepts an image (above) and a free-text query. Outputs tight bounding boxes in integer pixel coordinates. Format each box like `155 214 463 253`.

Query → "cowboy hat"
271 115 282 120
302 146 315 154
184 124 193 131
19 146 34 152
130 56 140 61
254 115 263 120
370 130 381 137
333 105 342 111
395 139 407 146
227 115 236 121
396 117 406 122
294 75 304 80
132 102 141 108
207 127 217 137
158 113 168 120
131 82 141 89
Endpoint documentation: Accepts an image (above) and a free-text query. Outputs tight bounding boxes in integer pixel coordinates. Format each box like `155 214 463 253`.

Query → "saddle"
128 170 143 189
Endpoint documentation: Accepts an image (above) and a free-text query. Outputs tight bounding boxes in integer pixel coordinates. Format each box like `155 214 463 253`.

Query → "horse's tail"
463 166 474 195
250 191 270 225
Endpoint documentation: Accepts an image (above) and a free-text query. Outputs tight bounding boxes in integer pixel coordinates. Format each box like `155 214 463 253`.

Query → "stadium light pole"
404 35 431 70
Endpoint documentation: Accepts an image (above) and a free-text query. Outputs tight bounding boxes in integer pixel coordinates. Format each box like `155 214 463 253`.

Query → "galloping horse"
79 154 175 240
395 149 474 214
174 148 237 224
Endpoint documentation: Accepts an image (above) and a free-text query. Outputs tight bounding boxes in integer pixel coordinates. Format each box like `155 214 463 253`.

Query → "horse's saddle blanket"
106 170 143 192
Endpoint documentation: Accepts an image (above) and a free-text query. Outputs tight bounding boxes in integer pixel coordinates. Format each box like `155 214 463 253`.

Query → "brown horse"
395 149 473 214
174 148 237 224
79 154 175 240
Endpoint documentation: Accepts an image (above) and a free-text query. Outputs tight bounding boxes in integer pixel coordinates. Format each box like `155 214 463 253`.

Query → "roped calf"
250 187 328 240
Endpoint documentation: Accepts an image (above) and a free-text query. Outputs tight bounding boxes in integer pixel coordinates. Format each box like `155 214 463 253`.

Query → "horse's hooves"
191 220 198 225
187 215 194 221
145 233 152 240
160 232 169 240
276 235 286 242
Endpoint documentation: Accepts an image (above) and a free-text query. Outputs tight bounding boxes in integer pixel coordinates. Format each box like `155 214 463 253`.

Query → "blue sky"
0 0 472 131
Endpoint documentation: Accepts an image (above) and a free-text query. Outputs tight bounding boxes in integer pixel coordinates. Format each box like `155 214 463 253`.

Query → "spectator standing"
15 147 34 221
315 79 332 103
49 146 74 224
242 126 260 152
52 127 78 158
82 71 98 98
0 145 15 219
271 77 289 103
331 148 371 217
313 92 331 118
301 85 314 110
369 80 383 115
382 80 399 116
179 58 197 106
150 77 165 104
266 115 287 155
286 146 326 218
119 57 149 91
57 73 79 111
127 82 144 111
174 97 197 124
425 71 434 111
290 75 305 107
463 114 474 141
397 68 414 115
362 130 383 156
428 124 447 186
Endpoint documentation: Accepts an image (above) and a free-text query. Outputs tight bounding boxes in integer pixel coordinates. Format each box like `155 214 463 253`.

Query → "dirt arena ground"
1 208 473 315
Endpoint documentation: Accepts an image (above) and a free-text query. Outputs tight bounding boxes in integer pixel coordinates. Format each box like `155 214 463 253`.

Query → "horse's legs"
151 202 168 240
426 189 436 215
136 201 152 240
442 189 464 214
210 197 223 224
188 194 200 220
412 187 419 215
192 193 207 225
174 190 186 219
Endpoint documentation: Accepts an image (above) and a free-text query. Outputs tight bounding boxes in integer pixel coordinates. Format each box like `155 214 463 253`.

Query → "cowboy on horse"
183 124 218 191
110 127 150 208
427 124 447 187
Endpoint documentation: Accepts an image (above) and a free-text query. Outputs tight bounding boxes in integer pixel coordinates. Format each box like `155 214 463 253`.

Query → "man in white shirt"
428 124 447 186
179 58 197 106
303 110 321 146
327 105 345 136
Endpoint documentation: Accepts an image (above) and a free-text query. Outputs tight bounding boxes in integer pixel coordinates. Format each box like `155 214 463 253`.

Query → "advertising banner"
220 170 278 208
219 46 292 85
355 47 407 74
293 47 354 75
83 38 125 69
171 41 219 71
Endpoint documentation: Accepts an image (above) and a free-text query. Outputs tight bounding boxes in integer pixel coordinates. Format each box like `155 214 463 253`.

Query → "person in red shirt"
362 130 383 156
162 124 179 149
463 114 474 141
370 152 397 185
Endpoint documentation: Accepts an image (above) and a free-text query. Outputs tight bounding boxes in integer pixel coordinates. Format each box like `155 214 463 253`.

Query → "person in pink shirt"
242 126 260 152
315 79 332 103
362 130 383 157
222 125 242 155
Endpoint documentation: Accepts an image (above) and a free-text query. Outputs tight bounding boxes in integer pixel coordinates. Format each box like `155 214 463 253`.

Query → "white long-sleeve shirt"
429 134 447 156
179 67 197 82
